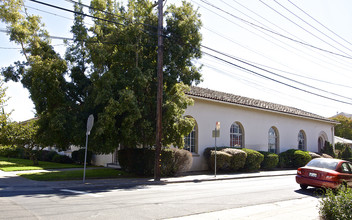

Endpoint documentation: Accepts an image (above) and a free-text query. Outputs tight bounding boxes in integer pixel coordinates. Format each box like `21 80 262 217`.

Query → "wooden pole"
154 0 164 181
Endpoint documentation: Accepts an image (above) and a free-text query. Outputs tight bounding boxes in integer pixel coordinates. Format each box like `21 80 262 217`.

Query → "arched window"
230 122 243 147
184 117 198 153
298 130 306 150
268 127 279 153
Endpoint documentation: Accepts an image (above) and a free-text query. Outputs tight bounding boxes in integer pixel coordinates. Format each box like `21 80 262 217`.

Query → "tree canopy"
0 0 202 153
331 115 352 140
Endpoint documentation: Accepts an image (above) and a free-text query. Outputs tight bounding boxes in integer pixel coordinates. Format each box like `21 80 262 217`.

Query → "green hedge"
222 148 247 171
241 148 264 171
52 154 73 164
209 150 232 171
71 149 93 165
279 149 312 168
0 146 26 159
118 148 192 176
259 151 279 170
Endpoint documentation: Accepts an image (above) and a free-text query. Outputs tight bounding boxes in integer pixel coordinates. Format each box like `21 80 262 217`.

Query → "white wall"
184 97 335 171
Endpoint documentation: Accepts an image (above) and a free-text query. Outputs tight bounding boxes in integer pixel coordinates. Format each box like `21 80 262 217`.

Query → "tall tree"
331 115 352 140
0 0 202 154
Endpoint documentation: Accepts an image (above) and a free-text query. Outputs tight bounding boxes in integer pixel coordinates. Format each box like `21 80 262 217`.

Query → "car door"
340 162 352 187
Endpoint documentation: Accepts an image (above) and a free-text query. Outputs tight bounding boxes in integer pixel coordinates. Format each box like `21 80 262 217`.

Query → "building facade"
92 86 337 171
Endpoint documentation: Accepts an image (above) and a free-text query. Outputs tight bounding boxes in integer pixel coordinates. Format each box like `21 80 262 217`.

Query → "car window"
306 159 338 170
341 163 351 173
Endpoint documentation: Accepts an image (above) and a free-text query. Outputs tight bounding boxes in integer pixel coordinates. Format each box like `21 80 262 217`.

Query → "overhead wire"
199 0 352 60
288 0 352 48
202 51 352 106
3 0 352 107
260 0 352 57
195 0 352 77
202 45 352 102
273 0 352 54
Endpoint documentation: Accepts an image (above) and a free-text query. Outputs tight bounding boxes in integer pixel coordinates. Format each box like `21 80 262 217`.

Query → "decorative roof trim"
186 86 337 124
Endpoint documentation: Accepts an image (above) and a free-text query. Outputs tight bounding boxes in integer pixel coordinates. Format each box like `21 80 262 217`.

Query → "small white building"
93 86 337 171
182 87 337 171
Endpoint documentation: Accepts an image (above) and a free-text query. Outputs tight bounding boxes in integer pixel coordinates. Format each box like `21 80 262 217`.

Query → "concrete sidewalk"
1 168 297 189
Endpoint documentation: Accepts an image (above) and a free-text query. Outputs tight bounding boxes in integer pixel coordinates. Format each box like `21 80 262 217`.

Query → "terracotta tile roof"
186 86 336 123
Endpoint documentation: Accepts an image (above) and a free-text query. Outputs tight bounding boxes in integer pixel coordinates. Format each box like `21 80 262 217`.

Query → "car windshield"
306 159 338 170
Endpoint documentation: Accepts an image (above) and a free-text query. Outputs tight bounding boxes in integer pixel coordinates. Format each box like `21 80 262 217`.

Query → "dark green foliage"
0 146 26 159
0 0 202 154
222 148 247 171
118 148 192 176
279 149 312 168
293 150 311 167
241 148 264 171
259 151 279 170
335 142 346 151
52 154 73 164
319 186 352 220
71 149 93 165
279 149 298 168
322 141 336 158
209 150 232 171
341 146 352 160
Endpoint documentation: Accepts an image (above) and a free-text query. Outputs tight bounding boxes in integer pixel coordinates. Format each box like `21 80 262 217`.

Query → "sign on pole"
83 114 94 183
213 122 220 177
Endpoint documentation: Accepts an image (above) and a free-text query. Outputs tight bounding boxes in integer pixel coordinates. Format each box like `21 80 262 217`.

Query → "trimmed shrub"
172 148 193 175
118 148 193 176
319 186 352 220
209 150 231 171
241 148 264 171
203 147 235 161
293 150 311 167
222 148 247 171
52 154 73 164
259 151 279 170
37 150 58 162
72 149 93 165
279 149 297 168
308 152 321 159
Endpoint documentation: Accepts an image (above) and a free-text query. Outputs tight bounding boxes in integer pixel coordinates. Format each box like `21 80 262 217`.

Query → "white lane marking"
60 189 103 197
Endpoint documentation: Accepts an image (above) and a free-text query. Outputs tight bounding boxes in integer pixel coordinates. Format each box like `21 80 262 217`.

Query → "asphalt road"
1 174 321 219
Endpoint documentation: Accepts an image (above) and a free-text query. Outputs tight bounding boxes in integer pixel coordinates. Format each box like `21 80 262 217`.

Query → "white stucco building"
182 87 337 171
93 86 337 171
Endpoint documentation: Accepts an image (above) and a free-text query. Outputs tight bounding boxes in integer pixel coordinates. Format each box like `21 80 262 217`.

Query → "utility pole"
154 0 164 181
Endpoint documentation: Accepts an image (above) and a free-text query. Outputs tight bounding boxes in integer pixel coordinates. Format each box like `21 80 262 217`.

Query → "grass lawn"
0 156 83 172
18 168 130 181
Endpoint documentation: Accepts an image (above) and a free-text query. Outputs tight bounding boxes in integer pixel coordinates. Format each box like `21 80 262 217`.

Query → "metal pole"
154 0 164 181
215 130 217 178
83 133 89 183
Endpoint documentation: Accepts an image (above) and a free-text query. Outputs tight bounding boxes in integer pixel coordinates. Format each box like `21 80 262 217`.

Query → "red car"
296 158 352 189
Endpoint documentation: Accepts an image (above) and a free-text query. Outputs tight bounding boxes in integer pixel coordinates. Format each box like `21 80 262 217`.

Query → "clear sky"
1 0 352 122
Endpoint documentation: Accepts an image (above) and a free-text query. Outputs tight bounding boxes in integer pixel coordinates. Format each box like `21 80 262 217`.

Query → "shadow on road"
0 174 154 198
294 187 326 198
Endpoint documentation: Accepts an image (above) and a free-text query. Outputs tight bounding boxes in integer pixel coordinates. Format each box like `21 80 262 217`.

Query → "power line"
195 0 352 75
63 0 157 30
273 0 352 54
288 0 352 48
199 0 352 60
201 45 352 102
202 51 352 106
261 0 352 57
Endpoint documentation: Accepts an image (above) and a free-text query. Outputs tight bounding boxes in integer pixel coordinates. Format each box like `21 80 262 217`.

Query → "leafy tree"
0 0 202 154
1 119 41 165
331 115 352 140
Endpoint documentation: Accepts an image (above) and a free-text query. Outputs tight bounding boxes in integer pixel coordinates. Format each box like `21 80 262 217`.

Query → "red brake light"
325 173 338 181
297 168 302 175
